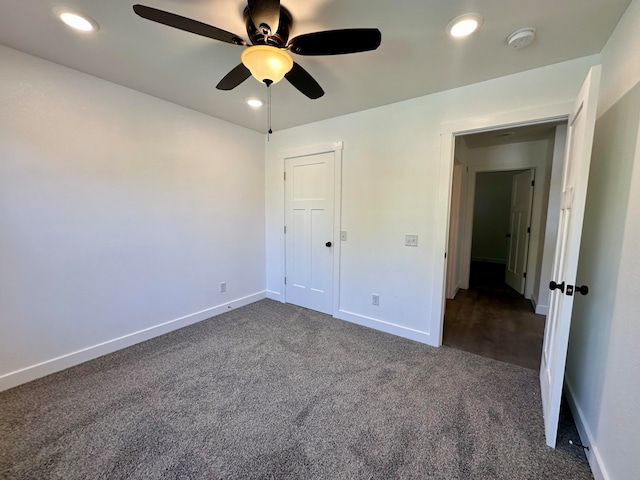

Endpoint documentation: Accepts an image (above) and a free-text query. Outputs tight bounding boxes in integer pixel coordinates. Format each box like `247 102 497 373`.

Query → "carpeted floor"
0 299 592 479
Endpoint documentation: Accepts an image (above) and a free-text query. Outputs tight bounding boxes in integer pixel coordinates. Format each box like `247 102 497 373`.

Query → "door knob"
549 281 565 293
505 234 512 238
575 285 589 296
325 242 332 247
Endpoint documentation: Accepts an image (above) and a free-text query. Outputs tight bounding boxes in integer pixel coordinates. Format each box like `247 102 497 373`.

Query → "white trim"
332 147 344 316
280 141 343 160
535 305 549 315
336 309 431 344
564 377 610 480
431 102 575 347
532 291 550 315
530 295 549 315
0 291 266 392
463 166 541 300
266 290 283 301
440 104 572 135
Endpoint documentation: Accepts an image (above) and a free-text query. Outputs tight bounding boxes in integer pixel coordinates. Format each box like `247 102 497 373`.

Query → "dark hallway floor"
444 261 546 370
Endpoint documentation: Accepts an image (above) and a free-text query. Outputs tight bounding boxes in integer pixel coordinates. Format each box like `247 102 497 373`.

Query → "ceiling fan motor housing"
243 6 292 47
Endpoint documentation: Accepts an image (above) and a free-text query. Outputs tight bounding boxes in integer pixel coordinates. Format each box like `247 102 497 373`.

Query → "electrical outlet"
340 231 347 241
372 294 380 306
220 281 226 293
405 234 418 247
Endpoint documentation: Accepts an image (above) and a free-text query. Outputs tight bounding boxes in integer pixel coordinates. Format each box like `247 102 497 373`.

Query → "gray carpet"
0 299 592 479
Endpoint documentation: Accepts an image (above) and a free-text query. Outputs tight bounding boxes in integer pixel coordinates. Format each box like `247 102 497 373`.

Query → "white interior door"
540 66 600 447
285 152 335 315
505 170 535 294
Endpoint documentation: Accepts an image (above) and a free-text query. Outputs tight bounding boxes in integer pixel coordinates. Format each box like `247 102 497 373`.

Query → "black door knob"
575 285 589 296
549 281 565 293
325 242 332 247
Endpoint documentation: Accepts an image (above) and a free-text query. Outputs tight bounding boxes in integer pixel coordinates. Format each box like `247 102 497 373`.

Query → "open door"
540 65 601 447
505 169 535 294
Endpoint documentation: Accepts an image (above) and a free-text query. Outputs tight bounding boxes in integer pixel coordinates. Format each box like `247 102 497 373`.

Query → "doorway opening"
443 121 567 369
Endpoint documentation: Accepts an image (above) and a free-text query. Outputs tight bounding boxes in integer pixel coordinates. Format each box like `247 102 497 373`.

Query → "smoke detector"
507 28 536 49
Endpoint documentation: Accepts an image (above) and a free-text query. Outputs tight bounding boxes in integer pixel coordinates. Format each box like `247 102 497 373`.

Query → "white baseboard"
0 291 266 392
564 377 610 480
266 290 283 301
336 309 432 345
530 293 549 315
535 304 549 315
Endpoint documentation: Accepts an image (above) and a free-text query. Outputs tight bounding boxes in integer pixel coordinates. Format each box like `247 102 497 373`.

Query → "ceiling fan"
133 0 382 99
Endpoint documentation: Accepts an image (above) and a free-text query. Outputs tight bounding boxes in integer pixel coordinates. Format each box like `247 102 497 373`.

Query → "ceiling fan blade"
133 4 246 45
288 29 382 56
285 63 324 99
216 64 252 90
247 0 281 35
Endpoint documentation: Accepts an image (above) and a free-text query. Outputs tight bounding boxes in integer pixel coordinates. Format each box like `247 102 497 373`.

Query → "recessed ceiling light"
246 97 264 108
447 13 483 38
55 8 99 32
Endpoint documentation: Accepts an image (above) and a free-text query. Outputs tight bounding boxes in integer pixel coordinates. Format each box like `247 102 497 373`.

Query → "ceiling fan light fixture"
447 13 483 38
55 8 99 32
241 45 293 85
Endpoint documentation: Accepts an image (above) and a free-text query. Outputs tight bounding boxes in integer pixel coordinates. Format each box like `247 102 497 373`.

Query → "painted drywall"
598 0 640 113
446 163 464 298
471 171 515 264
0 45 266 390
534 125 567 316
265 55 599 345
565 1 640 478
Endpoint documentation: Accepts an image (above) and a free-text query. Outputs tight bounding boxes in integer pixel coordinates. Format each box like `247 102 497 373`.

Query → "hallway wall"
565 1 640 478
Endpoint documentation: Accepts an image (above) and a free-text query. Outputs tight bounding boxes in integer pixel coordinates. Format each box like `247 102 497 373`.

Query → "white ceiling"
0 0 631 133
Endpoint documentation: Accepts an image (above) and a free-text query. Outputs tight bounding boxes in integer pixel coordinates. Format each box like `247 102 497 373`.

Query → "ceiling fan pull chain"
267 82 273 139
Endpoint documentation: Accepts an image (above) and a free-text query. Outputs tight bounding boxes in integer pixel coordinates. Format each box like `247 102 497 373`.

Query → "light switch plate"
405 234 418 247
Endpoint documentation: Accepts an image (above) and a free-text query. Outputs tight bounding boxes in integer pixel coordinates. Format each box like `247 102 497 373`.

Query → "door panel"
540 66 600 447
505 170 535 293
285 152 335 315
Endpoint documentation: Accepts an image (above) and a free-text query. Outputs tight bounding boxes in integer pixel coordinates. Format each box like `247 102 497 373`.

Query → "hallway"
444 262 546 370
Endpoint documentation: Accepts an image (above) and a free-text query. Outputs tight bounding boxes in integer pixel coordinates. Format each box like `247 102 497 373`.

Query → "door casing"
432 103 573 346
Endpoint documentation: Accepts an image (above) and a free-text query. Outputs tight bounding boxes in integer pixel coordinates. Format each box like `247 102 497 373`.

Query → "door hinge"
444 252 447 259
527 227 531 233
284 277 287 285
523 272 527 279
284 171 286 181
284 226 287 234
531 180 535 187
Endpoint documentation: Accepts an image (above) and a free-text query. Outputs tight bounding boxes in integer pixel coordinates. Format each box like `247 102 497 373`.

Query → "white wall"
446 163 464 298
471 171 515 264
565 1 640 478
265 55 598 345
535 125 567 315
0 45 266 391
